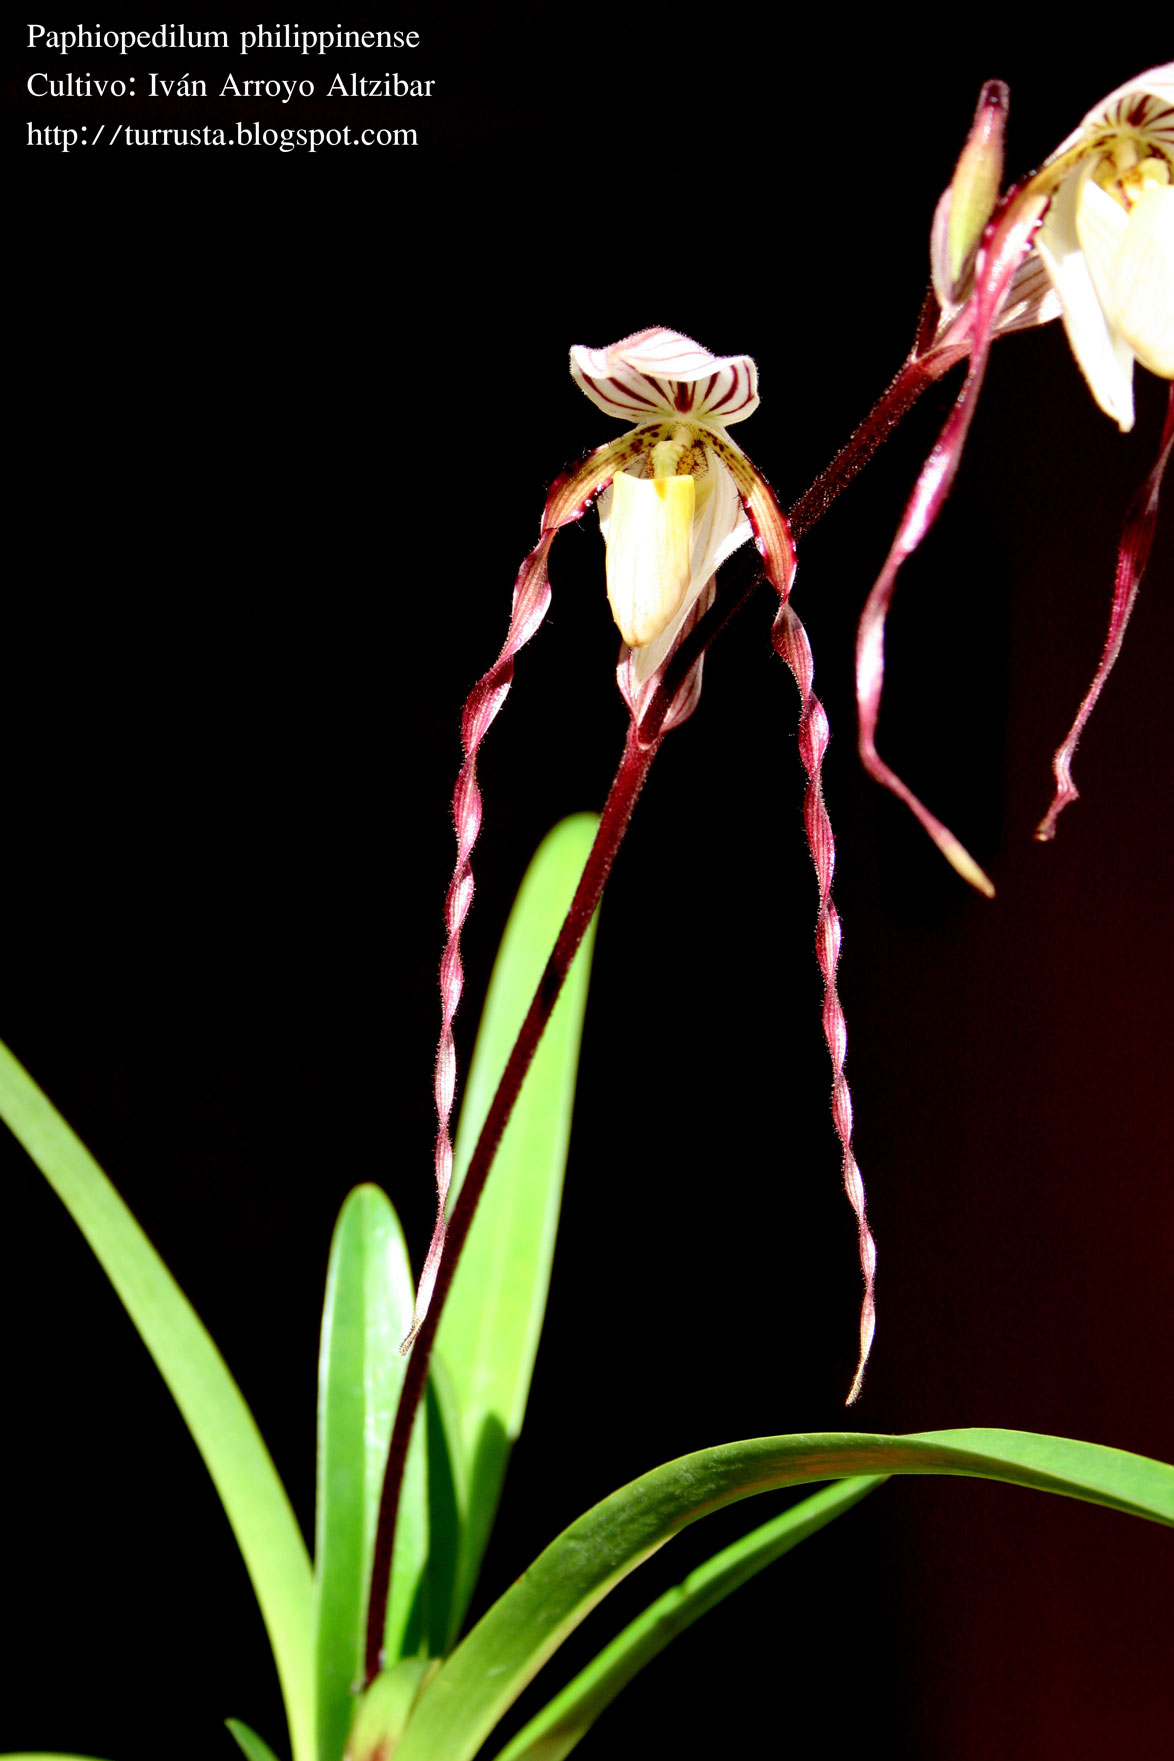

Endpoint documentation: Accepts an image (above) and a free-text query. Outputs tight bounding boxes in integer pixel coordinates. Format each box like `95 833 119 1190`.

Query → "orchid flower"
855 67 1174 888
570 332 757 728
1033 67 1174 433
407 327 877 1401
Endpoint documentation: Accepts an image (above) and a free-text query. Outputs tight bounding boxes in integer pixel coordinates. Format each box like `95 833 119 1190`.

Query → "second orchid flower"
858 65 1174 887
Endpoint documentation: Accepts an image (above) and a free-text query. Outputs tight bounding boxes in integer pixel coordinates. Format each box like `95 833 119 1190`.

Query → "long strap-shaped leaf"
394 1428 1174 1761
496 1476 886 1761
316 1185 427 1761
0 1043 315 1761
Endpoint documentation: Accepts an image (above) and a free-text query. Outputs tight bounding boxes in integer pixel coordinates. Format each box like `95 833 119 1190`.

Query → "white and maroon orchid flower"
411 328 877 1401
412 331 799 1339
1034 67 1174 433
570 331 757 724
855 67 1174 889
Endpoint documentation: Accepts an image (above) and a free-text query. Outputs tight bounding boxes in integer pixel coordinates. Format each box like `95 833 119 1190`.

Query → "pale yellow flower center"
649 425 707 482
1091 136 1172 211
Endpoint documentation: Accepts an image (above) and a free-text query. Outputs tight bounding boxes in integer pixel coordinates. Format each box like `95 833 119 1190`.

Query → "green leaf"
0 1043 315 1761
0 1755 117 1760
314 1186 426 1761
225 1721 283 1761
345 1658 438 1761
416 1358 465 1658
433 813 600 1642
395 1427 1174 1761
496 1476 885 1761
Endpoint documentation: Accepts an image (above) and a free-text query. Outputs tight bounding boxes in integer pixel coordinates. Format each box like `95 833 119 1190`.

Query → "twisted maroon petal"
406 429 658 1345
772 603 877 1402
710 436 875 1397
1036 383 1174 839
855 192 1047 896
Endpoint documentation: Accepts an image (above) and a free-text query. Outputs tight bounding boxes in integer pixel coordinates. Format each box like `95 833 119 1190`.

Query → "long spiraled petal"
689 440 875 1391
409 430 658 1345
772 604 876 1402
855 194 1047 896
1036 382 1174 839
571 328 759 426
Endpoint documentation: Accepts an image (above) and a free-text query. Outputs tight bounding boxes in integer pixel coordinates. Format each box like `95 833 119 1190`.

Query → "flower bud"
931 79 1008 307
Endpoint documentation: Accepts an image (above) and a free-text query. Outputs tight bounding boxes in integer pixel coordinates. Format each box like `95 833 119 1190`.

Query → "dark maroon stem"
363 720 660 1684
788 346 963 541
363 331 968 1684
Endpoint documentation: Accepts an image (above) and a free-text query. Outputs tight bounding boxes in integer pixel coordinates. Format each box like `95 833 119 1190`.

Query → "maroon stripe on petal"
608 375 661 410
707 368 744 413
633 371 670 407
707 375 734 411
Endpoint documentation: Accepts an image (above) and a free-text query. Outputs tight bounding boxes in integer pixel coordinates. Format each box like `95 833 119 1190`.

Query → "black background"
6 8 1174 1759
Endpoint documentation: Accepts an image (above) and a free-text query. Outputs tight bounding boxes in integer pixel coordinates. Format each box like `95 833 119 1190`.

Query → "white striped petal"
571 328 759 427
1048 65 1174 165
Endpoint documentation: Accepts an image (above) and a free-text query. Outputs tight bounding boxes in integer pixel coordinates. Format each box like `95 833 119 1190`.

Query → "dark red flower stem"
790 347 964 540
363 332 967 1683
363 720 660 1685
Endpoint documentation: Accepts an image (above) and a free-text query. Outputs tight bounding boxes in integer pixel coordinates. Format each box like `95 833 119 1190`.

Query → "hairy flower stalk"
855 67 1174 886
369 720 662 1684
